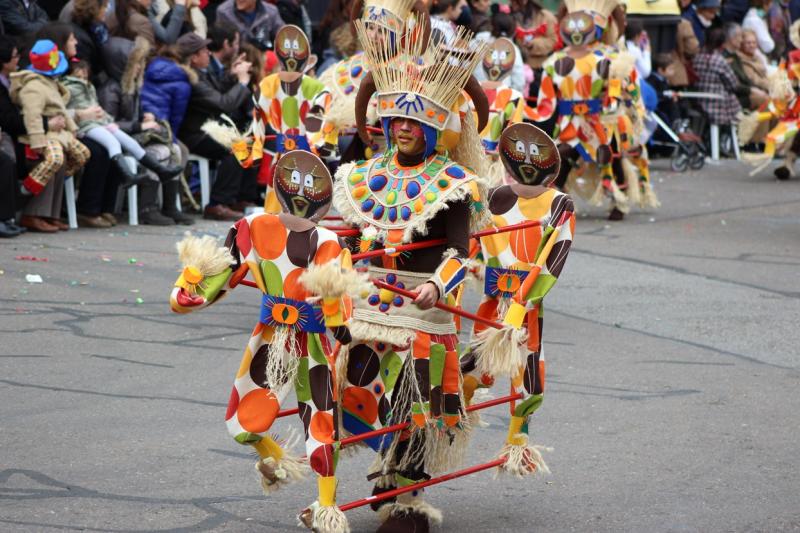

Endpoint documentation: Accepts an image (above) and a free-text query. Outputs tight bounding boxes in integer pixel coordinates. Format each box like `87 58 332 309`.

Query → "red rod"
351 238 447 261
472 219 542 238
323 216 344 220
373 280 503 330
338 458 506 512
277 407 299 418
338 393 522 448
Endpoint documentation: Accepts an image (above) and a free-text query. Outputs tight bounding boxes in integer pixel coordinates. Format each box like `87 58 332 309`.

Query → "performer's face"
274 151 333 220
483 37 516 81
559 12 596 47
390 118 426 157
499 123 560 186
275 25 310 73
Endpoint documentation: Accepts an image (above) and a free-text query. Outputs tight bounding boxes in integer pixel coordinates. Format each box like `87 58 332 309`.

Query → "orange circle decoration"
310 411 335 443
496 273 521 293
473 298 499 335
509 225 543 263
237 389 279 433
283 267 309 301
250 215 287 260
271 303 300 325
342 386 379 424
313 240 342 265
284 138 296 150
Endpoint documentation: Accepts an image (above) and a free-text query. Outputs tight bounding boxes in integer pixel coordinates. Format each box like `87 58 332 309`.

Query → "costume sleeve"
169 224 243 313
527 66 556 122
428 198 470 299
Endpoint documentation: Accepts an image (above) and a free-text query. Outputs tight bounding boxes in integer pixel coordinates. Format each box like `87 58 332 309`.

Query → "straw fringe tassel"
299 260 372 299
265 326 300 393
176 232 234 278
377 499 443 526
471 325 527 378
496 436 552 478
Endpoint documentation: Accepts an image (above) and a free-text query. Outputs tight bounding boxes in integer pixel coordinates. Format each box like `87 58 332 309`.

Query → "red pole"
351 238 447 261
338 458 506 512
338 393 522 448
373 280 503 330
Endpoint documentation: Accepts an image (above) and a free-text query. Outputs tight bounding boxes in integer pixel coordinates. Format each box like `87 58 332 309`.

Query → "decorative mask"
499 123 560 186
275 25 310 73
274 150 333 221
559 11 597 48
482 37 516 82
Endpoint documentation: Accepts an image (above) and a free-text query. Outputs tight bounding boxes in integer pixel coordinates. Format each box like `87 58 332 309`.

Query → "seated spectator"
647 53 681 127
52 4 104 79
766 0 790 62
723 24 769 110
10 41 90 199
625 20 652 79
64 59 185 184
693 27 742 126
0 36 26 237
469 0 492 34
669 0 701 88
685 0 721 48
473 5 527 94
109 0 187 46
215 0 284 51
140 45 194 140
176 31 258 220
743 0 776 55
0 0 49 38
161 0 208 38
430 0 467 46
510 0 557 97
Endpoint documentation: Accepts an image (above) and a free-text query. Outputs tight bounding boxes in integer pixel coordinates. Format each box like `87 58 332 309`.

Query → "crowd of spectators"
1 0 799 238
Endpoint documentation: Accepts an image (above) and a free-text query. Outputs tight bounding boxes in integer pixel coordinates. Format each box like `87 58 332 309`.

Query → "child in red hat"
9 40 90 196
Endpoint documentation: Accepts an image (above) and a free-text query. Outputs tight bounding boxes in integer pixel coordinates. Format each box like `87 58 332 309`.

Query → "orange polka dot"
413 332 431 359
342 386 378 424
250 215 287 260
237 389 279 433
236 346 253 379
575 75 592 98
284 268 309 300
313 240 342 265
509 226 543 263
473 298 499 335
310 411 335 443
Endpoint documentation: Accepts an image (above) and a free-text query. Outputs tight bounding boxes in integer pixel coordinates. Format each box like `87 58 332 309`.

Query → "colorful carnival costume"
479 37 534 155
328 20 492 533
465 122 574 477
169 151 368 533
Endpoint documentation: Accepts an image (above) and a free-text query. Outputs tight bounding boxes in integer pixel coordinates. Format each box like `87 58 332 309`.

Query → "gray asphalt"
1 158 799 533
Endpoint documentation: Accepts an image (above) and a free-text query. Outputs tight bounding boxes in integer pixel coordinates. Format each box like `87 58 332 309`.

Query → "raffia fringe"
264 326 300 392
348 319 416 346
641 182 660 209
496 437 552 478
299 260 371 299
255 448 308 494
377 499 443 526
201 117 247 149
609 179 630 213
587 177 606 206
176 232 233 278
471 325 527 378
621 158 641 206
743 152 774 176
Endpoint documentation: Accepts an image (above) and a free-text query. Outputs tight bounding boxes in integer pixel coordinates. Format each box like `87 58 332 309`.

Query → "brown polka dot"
414 359 430 401
488 185 517 215
347 344 380 386
596 145 612 165
298 401 312 440
286 229 318 267
443 392 461 415
310 365 334 411
546 240 572 277
430 386 442 417
554 56 574 76
378 395 391 425
596 58 610 79
250 344 270 388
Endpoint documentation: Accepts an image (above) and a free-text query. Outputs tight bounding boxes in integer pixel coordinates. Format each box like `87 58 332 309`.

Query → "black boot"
139 153 184 182
140 208 175 226
111 154 148 188
161 179 195 225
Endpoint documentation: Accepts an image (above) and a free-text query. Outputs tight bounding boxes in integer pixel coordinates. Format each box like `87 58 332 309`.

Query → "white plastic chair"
64 176 78 229
710 124 741 162
187 154 211 211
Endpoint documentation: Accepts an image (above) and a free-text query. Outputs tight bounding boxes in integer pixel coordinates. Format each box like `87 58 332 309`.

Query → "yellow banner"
623 0 681 15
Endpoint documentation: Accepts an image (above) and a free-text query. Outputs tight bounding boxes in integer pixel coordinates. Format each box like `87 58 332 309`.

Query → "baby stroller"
647 108 707 172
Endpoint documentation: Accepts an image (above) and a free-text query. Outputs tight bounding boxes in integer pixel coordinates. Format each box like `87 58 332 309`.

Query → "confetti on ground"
130 289 140 293
135 298 144 305
15 256 49 262
25 274 43 283
128 258 137 264
69 281 78 286
100 255 111 262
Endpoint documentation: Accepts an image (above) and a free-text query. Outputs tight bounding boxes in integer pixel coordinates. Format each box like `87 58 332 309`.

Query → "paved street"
1 158 799 532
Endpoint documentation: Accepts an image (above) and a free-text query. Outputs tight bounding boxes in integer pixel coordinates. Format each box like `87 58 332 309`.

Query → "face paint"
559 12 596 48
274 150 333 220
499 123 560 186
482 37 516 82
390 117 426 157
275 25 310 73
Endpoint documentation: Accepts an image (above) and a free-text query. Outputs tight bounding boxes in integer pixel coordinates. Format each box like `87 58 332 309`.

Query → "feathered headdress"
563 0 620 30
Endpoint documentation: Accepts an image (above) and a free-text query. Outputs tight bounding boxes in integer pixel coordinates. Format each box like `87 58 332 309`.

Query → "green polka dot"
282 96 299 128
295 357 311 402
379 351 403 392
234 432 261 444
260 260 283 296
307 333 328 366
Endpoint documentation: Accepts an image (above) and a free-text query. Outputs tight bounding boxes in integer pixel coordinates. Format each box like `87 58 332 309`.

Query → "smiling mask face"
499 123 560 186
559 11 597 48
274 151 333 221
482 37 516 82
275 25 310 73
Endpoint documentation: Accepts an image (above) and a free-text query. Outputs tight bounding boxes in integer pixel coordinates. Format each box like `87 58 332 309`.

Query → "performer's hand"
332 325 352 345
413 282 440 310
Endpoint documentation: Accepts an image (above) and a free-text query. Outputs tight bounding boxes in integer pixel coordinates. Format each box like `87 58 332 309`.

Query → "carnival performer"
464 122 574 478
322 19 491 533
169 151 369 532
529 0 616 211
317 0 430 163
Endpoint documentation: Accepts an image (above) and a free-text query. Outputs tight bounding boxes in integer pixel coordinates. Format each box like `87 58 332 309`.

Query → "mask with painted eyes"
482 37 516 82
559 11 597 48
275 25 310 73
499 123 560 186
274 150 333 221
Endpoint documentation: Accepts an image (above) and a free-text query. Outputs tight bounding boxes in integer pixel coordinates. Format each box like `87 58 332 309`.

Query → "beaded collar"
332 53 366 98
340 151 478 239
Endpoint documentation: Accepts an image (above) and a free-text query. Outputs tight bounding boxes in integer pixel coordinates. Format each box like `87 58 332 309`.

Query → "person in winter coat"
0 0 49 38
10 40 90 197
693 27 741 126
215 0 284 51
63 59 184 185
140 46 194 139
110 0 187 46
667 0 701 88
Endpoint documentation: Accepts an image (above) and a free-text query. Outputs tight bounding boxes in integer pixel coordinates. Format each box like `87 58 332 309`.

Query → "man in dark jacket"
216 0 284 51
176 32 257 220
0 35 26 236
0 0 49 38
684 0 721 47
